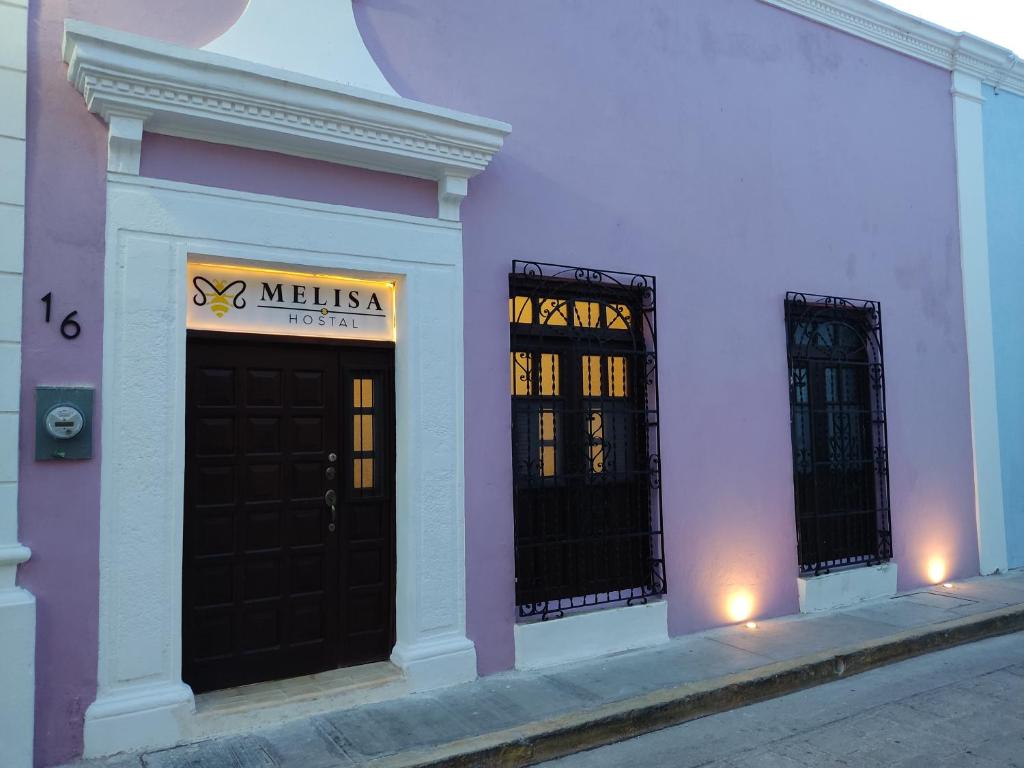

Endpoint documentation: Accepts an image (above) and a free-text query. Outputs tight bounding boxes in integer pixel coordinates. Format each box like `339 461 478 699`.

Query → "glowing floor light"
727 592 754 624
927 557 947 585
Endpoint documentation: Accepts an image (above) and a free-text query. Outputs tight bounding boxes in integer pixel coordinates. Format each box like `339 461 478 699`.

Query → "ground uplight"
727 592 754 623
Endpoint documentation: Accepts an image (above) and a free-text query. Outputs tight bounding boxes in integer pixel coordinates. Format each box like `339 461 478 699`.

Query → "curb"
367 604 1024 767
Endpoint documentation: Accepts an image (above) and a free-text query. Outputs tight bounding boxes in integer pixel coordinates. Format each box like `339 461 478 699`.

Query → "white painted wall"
0 1 35 766
85 175 476 757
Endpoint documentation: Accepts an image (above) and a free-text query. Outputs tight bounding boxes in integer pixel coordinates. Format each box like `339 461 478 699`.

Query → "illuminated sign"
187 261 395 342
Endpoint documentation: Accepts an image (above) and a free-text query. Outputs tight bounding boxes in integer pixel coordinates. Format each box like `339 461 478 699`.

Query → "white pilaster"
0 1 35 766
952 70 1009 575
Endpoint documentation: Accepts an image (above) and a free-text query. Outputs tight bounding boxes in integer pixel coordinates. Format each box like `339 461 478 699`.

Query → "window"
509 261 666 619
352 376 377 491
784 292 893 575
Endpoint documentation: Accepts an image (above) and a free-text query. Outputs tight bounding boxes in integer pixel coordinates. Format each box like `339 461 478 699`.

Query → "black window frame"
784 292 893 575
509 261 667 620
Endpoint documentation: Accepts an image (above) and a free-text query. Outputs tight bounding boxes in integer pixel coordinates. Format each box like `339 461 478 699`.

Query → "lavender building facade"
0 1 1020 765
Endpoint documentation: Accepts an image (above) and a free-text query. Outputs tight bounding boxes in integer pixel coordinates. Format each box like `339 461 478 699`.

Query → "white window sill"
798 562 898 613
514 600 669 670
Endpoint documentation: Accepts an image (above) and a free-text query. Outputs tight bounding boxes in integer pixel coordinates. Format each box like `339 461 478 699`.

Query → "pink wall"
21 1 979 765
352 0 978 666
21 3 246 764
140 136 438 218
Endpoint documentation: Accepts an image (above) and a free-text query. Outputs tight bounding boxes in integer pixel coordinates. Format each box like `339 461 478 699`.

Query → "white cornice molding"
760 0 1024 97
62 20 511 220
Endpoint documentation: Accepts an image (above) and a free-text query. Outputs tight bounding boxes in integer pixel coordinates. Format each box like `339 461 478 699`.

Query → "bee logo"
193 277 247 318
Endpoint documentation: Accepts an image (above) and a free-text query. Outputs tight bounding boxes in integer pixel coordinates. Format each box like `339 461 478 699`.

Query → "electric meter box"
36 386 94 461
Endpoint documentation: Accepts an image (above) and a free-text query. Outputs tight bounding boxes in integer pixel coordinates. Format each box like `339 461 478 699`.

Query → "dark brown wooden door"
183 336 395 693
337 354 396 667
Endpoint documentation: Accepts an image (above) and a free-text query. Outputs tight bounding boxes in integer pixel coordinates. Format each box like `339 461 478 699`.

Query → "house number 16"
41 292 82 340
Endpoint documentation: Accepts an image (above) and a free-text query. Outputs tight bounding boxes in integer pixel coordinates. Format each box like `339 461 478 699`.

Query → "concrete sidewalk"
65 570 1024 768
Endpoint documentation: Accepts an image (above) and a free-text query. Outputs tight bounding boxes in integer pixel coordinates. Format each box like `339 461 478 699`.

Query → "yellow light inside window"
353 458 375 489
509 296 533 324
354 378 373 408
574 301 602 328
607 356 628 398
354 414 373 452
541 446 556 477
538 409 557 477
588 410 604 473
538 353 560 396
607 304 631 330
538 298 569 326
582 355 603 397
539 410 556 440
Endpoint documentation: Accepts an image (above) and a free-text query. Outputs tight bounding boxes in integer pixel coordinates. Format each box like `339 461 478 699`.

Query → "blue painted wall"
984 85 1024 568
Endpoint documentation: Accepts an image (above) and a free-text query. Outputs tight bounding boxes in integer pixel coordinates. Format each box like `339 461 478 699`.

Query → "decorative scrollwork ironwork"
784 291 892 576
510 260 666 620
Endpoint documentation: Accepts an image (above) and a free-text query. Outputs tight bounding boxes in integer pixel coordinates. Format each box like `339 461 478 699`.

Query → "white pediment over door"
204 0 399 96
63 2 510 220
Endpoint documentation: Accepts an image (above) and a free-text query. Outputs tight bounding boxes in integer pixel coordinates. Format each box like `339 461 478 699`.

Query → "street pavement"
62 571 1024 768
542 631 1024 768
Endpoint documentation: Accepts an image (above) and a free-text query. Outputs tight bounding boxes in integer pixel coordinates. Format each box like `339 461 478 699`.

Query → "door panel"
338 356 396 667
184 339 341 693
184 336 395 693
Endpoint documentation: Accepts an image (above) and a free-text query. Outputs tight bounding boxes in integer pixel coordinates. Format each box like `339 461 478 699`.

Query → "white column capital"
951 70 985 104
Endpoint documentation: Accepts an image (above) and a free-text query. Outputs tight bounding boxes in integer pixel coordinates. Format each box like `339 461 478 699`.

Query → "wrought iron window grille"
509 261 667 620
784 292 893 576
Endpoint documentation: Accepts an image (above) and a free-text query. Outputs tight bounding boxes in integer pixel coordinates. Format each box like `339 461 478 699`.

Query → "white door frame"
84 173 474 757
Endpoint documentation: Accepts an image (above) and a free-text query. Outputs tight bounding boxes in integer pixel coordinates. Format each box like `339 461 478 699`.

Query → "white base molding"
514 600 669 671
0 589 35 768
84 681 194 758
798 563 898 613
391 634 478 691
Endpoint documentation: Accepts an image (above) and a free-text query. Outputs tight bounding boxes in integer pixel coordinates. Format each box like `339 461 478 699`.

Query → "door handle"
325 488 338 532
